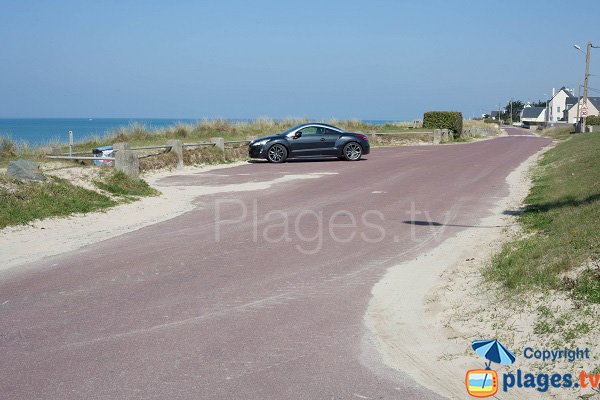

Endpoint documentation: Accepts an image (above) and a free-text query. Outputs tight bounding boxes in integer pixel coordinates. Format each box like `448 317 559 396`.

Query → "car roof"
295 122 343 131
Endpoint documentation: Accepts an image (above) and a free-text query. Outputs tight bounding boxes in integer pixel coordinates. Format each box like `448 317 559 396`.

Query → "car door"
319 127 342 155
288 126 322 157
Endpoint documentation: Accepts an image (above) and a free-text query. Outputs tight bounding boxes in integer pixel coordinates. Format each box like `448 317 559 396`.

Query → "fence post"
167 139 184 169
113 142 139 178
433 129 441 144
210 137 225 151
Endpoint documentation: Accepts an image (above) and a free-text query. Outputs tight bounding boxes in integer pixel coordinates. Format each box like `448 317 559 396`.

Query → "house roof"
588 97 600 110
551 86 576 101
565 97 600 112
566 97 578 107
522 107 545 118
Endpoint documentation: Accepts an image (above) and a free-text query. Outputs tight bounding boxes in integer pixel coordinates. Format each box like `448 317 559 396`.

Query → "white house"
521 105 546 125
564 97 600 123
547 87 577 122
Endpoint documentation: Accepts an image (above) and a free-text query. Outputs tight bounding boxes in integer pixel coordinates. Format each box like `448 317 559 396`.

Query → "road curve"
0 134 550 399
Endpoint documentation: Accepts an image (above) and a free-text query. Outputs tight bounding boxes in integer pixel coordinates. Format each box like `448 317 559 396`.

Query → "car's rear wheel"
342 142 362 161
267 143 288 163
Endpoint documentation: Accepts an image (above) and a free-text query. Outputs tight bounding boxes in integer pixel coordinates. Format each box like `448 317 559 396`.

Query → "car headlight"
252 139 269 146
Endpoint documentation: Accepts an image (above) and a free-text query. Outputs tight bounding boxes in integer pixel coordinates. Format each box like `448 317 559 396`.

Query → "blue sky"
1 0 599 120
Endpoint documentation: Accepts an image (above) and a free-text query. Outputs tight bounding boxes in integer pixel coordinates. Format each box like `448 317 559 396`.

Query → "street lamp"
573 42 599 132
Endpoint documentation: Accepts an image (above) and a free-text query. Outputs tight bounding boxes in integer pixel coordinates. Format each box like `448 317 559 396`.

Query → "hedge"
586 115 600 126
423 111 463 138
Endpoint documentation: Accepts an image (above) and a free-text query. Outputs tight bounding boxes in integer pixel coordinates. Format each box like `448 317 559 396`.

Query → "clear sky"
1 0 599 120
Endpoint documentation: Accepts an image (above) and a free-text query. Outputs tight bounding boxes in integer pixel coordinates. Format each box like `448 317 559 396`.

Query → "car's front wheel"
342 142 362 161
267 143 288 163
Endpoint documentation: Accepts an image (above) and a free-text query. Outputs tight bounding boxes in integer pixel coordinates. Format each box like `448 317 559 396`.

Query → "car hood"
250 134 283 144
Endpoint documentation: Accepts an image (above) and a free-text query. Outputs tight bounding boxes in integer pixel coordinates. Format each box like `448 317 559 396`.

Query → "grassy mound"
0 175 116 229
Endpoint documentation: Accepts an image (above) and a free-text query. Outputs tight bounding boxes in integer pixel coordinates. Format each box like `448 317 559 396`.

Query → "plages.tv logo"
466 339 516 398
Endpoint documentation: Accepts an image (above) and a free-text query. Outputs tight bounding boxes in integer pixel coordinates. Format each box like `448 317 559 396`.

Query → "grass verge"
485 133 600 303
0 175 116 229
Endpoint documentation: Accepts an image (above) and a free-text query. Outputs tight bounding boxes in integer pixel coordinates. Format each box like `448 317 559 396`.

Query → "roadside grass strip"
485 133 600 304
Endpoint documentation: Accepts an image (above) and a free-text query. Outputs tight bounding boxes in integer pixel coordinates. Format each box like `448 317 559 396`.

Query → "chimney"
552 88 555 97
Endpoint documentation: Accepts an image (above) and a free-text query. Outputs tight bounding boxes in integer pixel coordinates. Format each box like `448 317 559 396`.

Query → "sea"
0 118 399 146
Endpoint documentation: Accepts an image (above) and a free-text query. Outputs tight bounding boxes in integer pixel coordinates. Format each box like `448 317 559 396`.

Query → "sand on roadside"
363 143 600 399
0 162 336 275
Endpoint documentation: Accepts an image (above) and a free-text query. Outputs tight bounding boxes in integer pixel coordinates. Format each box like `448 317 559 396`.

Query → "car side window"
323 128 339 135
298 126 318 136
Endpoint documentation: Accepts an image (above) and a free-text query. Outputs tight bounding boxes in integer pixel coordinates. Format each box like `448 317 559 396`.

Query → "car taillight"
356 134 368 141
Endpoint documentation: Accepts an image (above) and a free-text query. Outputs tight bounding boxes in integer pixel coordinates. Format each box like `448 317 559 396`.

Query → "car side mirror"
294 131 302 139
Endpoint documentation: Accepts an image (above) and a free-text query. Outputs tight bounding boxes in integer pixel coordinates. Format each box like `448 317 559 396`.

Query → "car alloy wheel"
343 142 362 161
267 144 287 163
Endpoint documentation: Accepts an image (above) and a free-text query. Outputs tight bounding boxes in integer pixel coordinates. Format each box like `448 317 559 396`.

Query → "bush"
423 112 463 138
586 115 600 126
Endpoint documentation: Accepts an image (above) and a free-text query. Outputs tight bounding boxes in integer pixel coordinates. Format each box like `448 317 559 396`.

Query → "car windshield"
278 124 341 136
278 125 305 136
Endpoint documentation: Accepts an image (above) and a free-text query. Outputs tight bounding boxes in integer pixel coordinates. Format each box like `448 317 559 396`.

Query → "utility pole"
581 42 591 133
581 42 598 132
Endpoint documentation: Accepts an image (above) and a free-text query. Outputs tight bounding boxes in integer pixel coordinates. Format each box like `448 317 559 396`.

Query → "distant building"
520 105 546 126
547 87 577 122
564 97 600 123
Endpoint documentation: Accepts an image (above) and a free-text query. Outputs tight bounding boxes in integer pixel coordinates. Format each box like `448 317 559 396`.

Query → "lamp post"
574 42 599 132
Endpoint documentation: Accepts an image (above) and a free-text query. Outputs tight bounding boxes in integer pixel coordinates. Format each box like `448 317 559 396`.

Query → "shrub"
586 115 600 126
423 112 463 138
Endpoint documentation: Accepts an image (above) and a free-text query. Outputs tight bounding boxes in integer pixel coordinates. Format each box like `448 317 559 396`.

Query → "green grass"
94 170 159 197
485 133 600 303
0 175 116 229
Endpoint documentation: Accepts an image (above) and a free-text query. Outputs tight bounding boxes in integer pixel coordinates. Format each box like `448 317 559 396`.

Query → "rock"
7 159 46 181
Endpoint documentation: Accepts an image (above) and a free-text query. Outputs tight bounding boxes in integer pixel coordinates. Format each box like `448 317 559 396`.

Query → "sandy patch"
0 162 336 275
363 143 600 399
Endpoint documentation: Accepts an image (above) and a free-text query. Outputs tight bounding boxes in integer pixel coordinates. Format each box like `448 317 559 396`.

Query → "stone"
7 159 46 181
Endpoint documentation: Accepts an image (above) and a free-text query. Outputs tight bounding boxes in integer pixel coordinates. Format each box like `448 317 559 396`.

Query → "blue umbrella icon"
471 339 516 389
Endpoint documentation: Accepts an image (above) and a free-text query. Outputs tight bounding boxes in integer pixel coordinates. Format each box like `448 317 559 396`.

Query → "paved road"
0 133 550 399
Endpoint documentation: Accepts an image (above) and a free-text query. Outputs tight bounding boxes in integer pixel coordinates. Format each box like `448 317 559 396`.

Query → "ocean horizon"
0 118 403 146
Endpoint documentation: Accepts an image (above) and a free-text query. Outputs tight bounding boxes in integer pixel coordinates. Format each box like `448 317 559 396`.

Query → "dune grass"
44 118 429 154
0 135 48 167
485 133 600 303
94 170 158 197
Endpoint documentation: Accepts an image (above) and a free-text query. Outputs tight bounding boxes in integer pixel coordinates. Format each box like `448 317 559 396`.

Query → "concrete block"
113 142 139 178
210 137 225 151
167 139 184 170
433 129 441 144
441 129 449 142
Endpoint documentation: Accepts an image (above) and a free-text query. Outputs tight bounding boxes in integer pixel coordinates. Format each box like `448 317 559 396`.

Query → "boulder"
7 159 46 181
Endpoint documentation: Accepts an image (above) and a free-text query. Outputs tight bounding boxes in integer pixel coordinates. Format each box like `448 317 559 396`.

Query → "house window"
557 106 560 113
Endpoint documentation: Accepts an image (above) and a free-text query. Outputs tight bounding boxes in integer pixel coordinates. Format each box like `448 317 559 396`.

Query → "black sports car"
248 123 370 163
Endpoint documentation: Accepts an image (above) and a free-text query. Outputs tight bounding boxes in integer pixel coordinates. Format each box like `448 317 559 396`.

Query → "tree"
532 100 546 108
504 100 525 122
